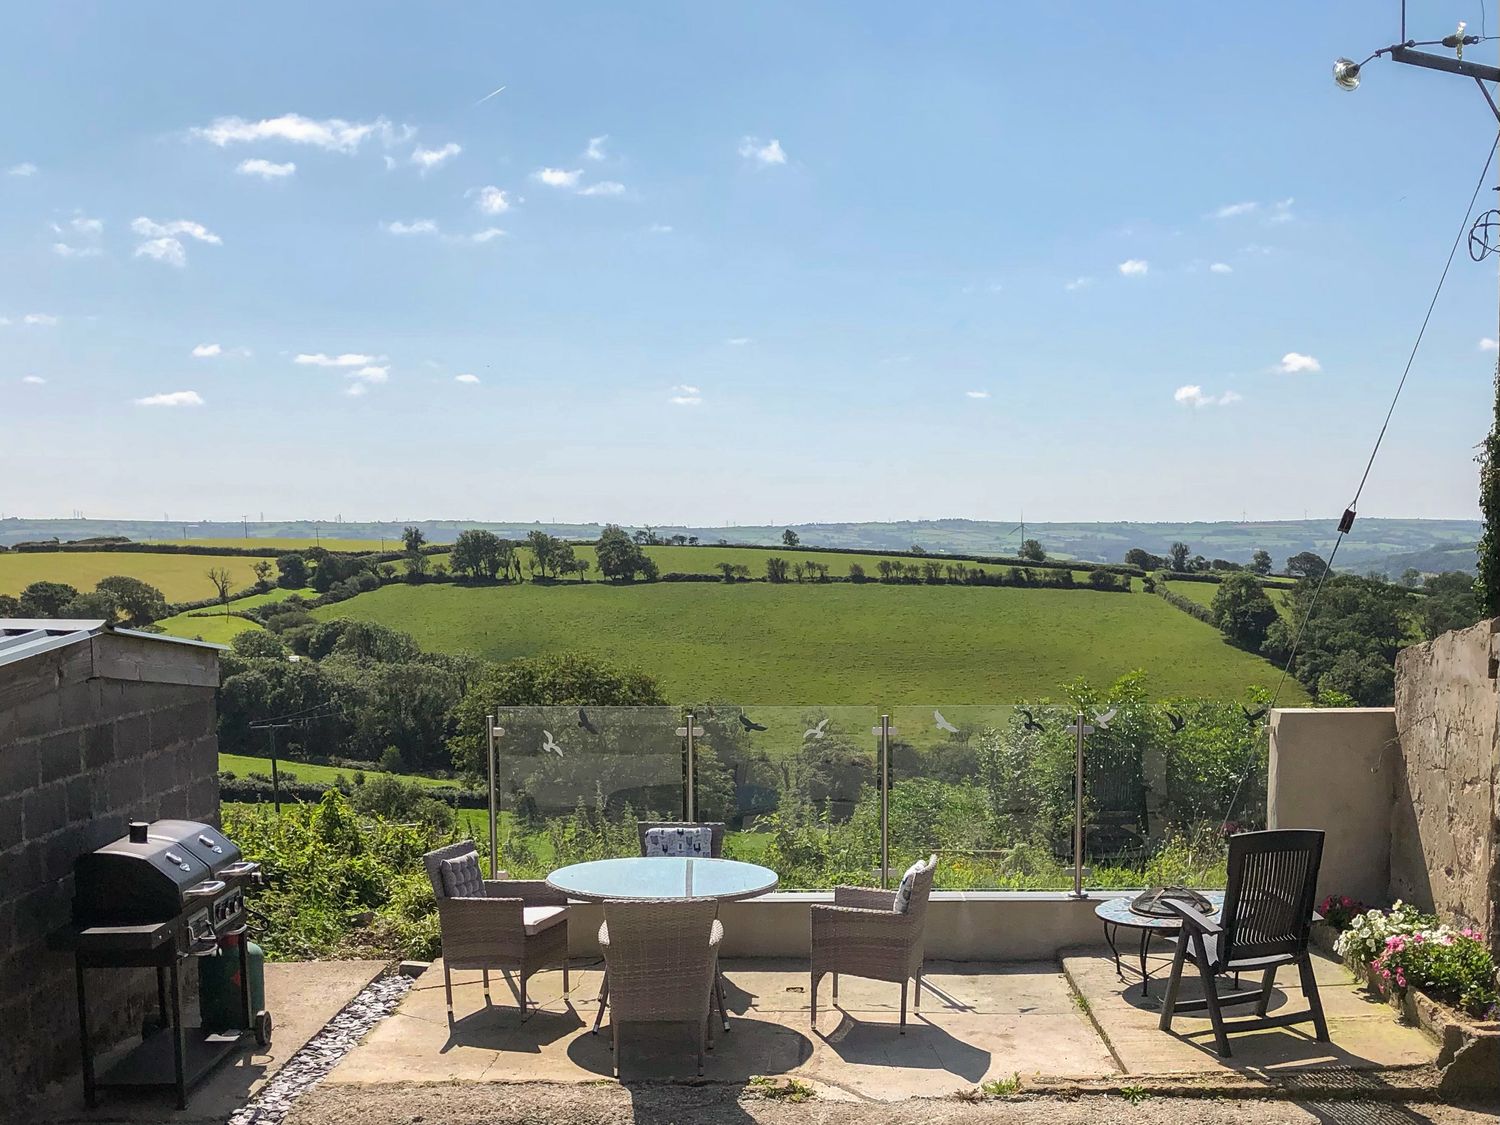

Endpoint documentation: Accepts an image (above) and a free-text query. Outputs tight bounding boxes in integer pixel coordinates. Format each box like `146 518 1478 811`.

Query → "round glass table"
1095 891 1225 996
546 856 780 903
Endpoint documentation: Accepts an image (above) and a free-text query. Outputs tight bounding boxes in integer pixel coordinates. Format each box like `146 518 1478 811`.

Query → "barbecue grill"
54 818 270 1110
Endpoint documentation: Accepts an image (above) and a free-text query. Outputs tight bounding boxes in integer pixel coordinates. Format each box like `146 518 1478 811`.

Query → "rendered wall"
1391 618 1500 947
1267 707 1396 908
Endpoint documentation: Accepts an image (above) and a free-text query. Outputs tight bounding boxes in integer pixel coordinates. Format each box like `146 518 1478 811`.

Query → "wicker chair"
636 821 726 857
809 855 937 1033
422 841 570 1020
1158 829 1328 1057
598 899 723 1076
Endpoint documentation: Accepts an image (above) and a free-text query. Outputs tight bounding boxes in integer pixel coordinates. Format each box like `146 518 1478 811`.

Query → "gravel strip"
225 973 413 1125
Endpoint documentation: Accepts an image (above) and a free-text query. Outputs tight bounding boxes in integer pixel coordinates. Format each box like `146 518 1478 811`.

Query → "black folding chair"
1158 829 1328 1058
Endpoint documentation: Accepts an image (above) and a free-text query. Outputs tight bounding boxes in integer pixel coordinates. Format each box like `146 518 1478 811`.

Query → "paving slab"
327 958 1114 1100
35 959 386 1124
1062 946 1437 1078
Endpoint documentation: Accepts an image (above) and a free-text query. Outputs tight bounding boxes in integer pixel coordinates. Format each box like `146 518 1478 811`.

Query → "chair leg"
832 972 838 1001
611 1021 620 1077
482 969 491 1005
698 1016 706 1076
563 958 570 996
714 968 730 1033
1298 957 1330 1042
1158 936 1189 1031
1255 965 1278 1017
810 970 818 1029
914 971 922 1010
443 964 455 1016
900 980 908 1035
519 972 530 1021
592 974 609 1034
1193 933 1231 1058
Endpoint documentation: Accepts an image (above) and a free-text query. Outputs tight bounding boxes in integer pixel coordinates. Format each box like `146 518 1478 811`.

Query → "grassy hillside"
311 580 1302 703
0 551 269 602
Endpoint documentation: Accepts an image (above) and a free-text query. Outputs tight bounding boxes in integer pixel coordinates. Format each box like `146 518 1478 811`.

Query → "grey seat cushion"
440 852 485 898
523 906 567 935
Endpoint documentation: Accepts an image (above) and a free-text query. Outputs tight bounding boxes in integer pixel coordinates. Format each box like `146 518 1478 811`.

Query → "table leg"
76 960 95 1109
1138 928 1152 997
1102 921 1123 981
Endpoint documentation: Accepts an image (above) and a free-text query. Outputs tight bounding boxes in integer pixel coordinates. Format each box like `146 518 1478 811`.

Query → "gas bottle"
199 932 266 1034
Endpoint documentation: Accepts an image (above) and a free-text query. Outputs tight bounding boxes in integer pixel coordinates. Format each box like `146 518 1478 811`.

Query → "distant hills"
0 516 1481 573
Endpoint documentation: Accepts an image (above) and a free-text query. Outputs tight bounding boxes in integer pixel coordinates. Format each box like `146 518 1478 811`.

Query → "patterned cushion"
644 826 712 857
440 852 485 898
893 857 928 914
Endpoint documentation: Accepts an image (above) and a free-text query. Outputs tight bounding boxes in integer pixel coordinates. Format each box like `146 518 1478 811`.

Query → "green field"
150 537 394 551
0 551 270 602
1162 578 1292 615
220 752 457 788
311 580 1301 703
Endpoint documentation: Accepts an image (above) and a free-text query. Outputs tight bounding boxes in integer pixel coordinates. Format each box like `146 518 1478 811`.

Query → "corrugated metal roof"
0 619 224 671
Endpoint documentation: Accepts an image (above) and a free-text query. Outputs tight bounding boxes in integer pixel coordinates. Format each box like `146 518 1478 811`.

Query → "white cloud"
349 364 389 383
23 313 58 326
136 390 204 407
131 217 222 267
738 136 787 165
965 390 991 399
455 373 480 384
726 337 752 346
1209 262 1233 274
669 384 702 406
52 243 102 258
7 162 37 177
191 114 407 153
577 180 625 197
534 167 582 188
382 219 439 236
52 216 103 258
411 142 461 172
584 135 608 161
648 223 673 234
192 343 223 358
295 352 380 367
1064 276 1094 291
345 383 369 397
22 374 45 384
1267 197 1295 224
1481 338 1498 351
1118 259 1149 276
471 185 511 214
470 227 506 243
1277 352 1321 374
1174 385 1242 408
57 216 102 236
236 158 296 179
1212 201 1258 219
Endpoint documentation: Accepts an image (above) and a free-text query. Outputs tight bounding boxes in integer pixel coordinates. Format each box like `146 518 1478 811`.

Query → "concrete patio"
324 947 1437 1101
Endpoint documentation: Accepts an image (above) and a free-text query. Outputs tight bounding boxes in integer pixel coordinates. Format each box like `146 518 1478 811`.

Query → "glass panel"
488 706 683 876
693 705 883 889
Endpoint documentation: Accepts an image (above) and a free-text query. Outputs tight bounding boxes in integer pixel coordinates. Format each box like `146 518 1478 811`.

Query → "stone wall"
1391 618 1500 948
0 632 220 1118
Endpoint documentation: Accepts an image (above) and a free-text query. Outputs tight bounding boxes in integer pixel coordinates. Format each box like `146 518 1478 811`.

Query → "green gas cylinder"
199 932 265 1034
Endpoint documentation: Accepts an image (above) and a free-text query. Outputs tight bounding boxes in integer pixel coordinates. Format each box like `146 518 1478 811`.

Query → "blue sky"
3 1 1499 526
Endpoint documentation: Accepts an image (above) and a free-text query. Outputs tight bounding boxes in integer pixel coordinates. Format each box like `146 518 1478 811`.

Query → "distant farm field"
1162 578 1292 616
0 552 270 602
150 537 392 551
312 581 1301 704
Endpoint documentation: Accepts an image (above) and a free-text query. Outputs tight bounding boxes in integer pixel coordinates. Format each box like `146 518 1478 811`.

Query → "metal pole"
880 714 891 888
267 727 281 815
1071 711 1085 899
486 712 498 878
685 711 697 822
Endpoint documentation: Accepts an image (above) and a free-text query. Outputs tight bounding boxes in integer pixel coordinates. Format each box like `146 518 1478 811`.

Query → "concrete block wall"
0 637 220 1118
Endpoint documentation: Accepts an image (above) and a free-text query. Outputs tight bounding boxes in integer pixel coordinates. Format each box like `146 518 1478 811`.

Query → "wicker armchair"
422 841 569 1020
598 899 723 1076
810 855 937 1033
636 821 726 857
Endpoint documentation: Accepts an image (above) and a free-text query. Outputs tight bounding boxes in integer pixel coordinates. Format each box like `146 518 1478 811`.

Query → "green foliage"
1168 542 1190 571
1335 901 1435 966
1478 360 1500 617
595 524 655 582
450 529 513 580
94 575 169 626
781 528 800 548
1019 539 1046 562
223 791 457 960
1421 570 1481 640
1250 549 1273 575
1285 551 1329 579
19 580 79 616
980 1074 1022 1097
1263 575 1409 705
1375 927 1498 1018
276 553 309 589
1210 572 1279 651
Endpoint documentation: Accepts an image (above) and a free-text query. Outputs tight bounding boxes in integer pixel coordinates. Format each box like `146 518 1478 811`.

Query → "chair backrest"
637 821 725 858
423 840 479 902
601 899 720 1022
1219 829 1324 964
902 855 938 933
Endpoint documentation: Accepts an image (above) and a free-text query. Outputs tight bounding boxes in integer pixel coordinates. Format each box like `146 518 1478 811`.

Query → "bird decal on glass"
1241 705 1268 727
541 730 564 757
803 717 830 741
1019 708 1045 733
578 708 599 735
933 710 959 734
738 713 768 732
1166 710 1185 733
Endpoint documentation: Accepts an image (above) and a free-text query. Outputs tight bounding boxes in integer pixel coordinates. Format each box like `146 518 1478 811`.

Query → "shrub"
1367 919 1498 1018
1335 901 1436 966
1319 893 1367 931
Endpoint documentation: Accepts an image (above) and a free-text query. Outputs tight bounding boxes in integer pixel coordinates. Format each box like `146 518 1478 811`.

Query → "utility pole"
247 722 295 813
